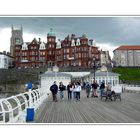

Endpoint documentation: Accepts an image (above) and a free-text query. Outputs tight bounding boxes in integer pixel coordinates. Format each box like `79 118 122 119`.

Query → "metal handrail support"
0 88 48 123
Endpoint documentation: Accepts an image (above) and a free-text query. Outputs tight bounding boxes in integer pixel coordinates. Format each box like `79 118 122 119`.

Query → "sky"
1 16 140 58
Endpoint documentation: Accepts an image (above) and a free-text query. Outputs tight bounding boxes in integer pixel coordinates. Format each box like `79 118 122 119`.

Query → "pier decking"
35 91 140 123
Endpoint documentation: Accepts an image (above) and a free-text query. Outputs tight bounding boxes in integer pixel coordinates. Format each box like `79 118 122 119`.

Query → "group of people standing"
50 80 112 102
85 80 99 98
50 81 81 102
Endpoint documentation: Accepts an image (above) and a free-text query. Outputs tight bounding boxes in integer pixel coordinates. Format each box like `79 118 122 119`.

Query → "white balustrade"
0 88 48 123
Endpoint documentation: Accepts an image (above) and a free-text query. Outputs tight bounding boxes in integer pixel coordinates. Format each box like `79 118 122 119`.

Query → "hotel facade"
10 27 111 69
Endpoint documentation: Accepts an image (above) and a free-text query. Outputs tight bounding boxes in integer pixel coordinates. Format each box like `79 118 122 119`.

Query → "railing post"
0 101 5 123
2 100 13 123
28 90 34 108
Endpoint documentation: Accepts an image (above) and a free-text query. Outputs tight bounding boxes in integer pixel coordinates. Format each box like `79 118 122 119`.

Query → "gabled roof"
114 45 140 51
29 38 39 45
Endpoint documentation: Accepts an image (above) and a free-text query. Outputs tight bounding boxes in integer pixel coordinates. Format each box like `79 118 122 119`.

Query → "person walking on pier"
72 83 76 100
99 81 105 97
75 82 81 101
91 80 99 98
59 82 65 100
67 82 72 100
85 82 91 98
50 81 58 102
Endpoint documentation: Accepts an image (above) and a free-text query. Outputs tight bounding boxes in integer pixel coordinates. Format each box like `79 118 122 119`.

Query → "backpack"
86 84 91 90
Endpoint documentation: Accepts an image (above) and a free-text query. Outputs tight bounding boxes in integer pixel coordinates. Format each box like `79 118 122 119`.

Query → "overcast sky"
0 16 140 58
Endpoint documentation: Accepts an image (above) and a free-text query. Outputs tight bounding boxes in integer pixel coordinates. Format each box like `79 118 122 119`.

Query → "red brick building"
14 28 101 69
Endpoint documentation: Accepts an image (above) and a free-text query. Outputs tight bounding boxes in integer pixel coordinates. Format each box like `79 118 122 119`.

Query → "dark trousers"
76 92 80 101
52 93 57 102
68 91 72 100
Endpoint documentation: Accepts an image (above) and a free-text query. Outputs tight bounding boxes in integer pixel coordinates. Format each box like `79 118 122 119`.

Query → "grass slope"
112 67 140 84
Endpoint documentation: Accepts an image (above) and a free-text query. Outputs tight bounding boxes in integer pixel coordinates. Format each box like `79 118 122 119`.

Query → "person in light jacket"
59 82 65 100
75 82 81 101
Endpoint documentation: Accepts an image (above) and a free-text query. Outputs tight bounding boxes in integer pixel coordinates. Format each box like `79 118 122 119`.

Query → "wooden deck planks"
35 90 140 123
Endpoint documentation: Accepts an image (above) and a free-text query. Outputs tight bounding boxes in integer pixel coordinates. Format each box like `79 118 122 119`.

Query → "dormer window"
39 42 45 50
71 39 75 46
76 38 80 46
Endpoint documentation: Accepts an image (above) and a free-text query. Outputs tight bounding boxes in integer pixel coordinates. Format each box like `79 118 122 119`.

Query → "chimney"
89 39 93 46
3 51 6 54
39 38 41 43
7 52 10 55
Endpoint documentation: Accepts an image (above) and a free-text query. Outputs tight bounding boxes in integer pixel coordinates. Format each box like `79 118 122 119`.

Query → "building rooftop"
0 52 13 58
90 71 120 77
41 72 72 77
47 28 55 37
114 45 140 51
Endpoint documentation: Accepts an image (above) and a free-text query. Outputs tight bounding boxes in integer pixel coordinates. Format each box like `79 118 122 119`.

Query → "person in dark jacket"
67 82 72 100
85 82 91 98
50 81 58 102
100 81 105 97
91 80 99 98
59 82 65 100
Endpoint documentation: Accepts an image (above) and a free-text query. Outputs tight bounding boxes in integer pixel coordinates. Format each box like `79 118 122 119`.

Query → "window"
32 51 35 55
48 38 51 42
128 50 132 53
67 49 69 53
15 38 20 44
78 61 81 66
31 57 35 61
67 54 69 58
4 58 7 64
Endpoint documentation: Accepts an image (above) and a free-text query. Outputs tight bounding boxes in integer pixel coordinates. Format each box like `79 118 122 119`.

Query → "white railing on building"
0 88 48 123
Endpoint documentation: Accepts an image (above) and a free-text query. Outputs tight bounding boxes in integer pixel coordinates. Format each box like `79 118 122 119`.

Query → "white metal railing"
0 88 48 123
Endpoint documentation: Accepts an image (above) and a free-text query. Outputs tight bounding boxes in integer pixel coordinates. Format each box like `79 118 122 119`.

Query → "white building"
100 50 111 66
0 52 13 69
113 45 140 67
84 66 120 86
63 72 90 82
40 72 71 93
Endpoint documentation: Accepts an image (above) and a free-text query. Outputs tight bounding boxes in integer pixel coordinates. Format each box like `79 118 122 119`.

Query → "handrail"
0 88 48 123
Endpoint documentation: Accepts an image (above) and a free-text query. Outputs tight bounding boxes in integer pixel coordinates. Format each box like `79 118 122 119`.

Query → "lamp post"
93 57 97 81
105 55 109 85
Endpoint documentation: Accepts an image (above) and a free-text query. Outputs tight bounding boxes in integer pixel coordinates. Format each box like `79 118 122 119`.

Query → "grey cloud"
0 16 140 46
